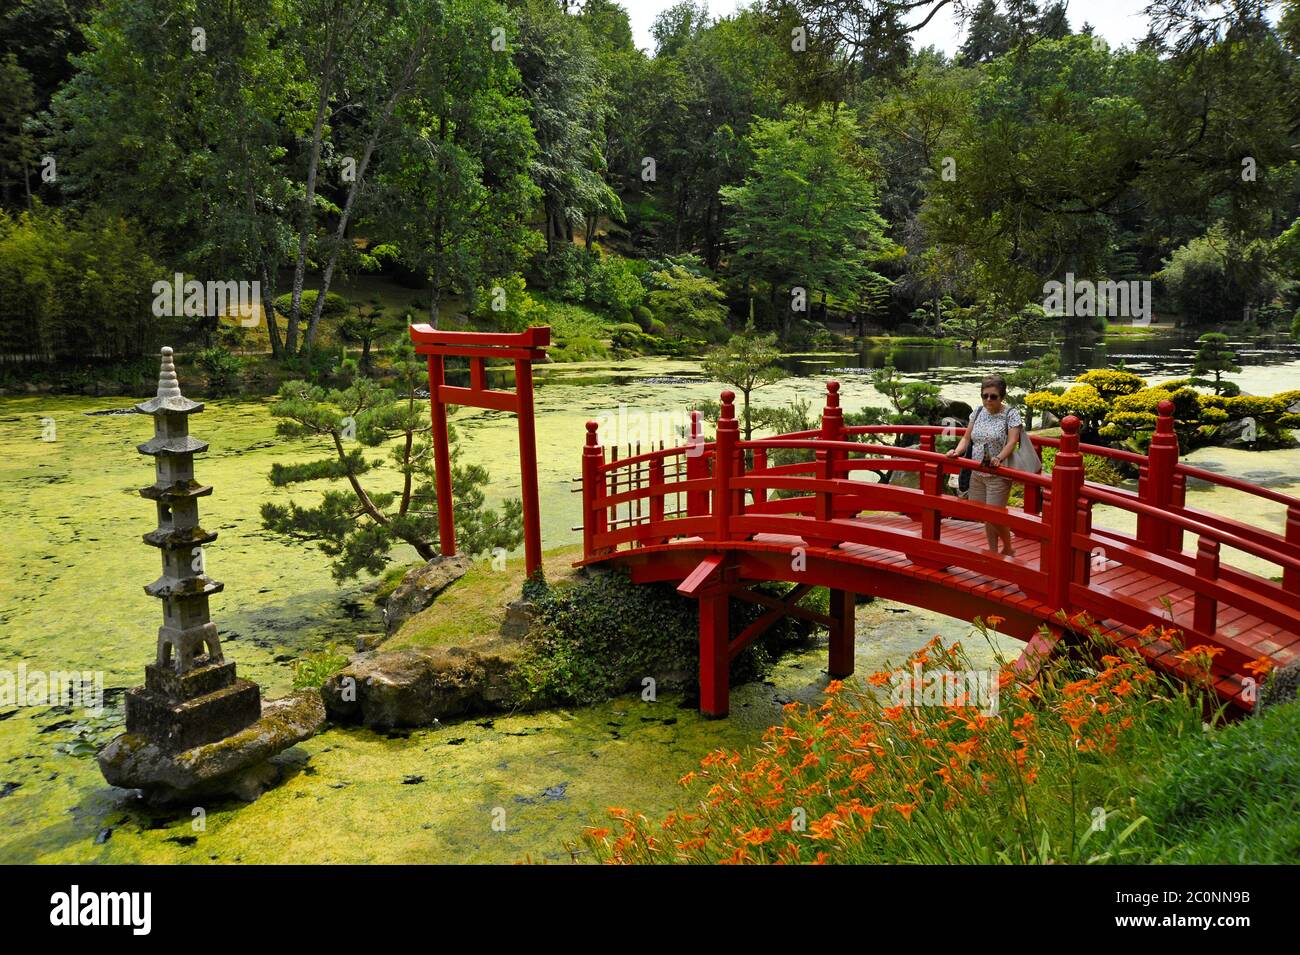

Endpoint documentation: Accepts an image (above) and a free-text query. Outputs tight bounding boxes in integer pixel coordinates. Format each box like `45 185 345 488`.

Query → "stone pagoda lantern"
128 346 260 748
99 348 323 805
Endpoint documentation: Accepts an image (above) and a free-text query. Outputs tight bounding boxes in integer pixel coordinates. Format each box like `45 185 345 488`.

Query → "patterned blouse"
968 405 1023 465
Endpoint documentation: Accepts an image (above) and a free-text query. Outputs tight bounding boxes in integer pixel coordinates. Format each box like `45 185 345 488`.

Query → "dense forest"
1 0 1298 369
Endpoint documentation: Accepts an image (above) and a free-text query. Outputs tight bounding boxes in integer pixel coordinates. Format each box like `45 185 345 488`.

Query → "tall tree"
300 0 436 352
378 0 541 326
513 0 621 254
720 104 892 339
52 0 300 355
0 55 37 209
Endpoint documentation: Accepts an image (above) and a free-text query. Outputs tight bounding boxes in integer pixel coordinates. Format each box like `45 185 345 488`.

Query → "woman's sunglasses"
981 392 1002 401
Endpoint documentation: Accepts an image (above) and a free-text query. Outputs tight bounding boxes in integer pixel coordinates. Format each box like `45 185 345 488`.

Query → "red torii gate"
409 324 551 578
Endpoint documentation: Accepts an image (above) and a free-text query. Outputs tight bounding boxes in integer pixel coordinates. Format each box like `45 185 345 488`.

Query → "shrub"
273 290 349 321
194 346 244 396
550 334 608 363
1074 369 1146 401
1024 384 1109 432
471 275 545 331
0 206 164 363
632 304 654 330
646 265 728 340
588 255 647 314
610 322 645 350
517 569 822 707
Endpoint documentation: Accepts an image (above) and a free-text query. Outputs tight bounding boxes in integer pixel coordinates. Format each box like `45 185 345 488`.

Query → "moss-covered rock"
320 645 520 727
97 691 325 805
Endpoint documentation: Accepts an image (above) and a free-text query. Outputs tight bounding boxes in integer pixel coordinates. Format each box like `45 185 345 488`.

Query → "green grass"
1133 700 1300 863
1104 322 1173 337
386 545 585 652
535 296 615 361
291 646 352 690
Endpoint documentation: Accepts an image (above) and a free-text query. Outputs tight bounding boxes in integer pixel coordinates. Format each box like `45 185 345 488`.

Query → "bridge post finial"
821 380 844 441
714 391 739 539
581 420 606 557
1060 414 1081 452
719 390 736 422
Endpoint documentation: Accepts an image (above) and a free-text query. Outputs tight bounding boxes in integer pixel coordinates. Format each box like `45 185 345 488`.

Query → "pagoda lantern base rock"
97 347 323 806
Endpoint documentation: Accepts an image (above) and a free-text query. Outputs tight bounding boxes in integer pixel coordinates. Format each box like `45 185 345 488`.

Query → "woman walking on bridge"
947 375 1023 557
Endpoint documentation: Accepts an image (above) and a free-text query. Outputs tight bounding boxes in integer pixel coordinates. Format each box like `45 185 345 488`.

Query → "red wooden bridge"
576 382 1300 717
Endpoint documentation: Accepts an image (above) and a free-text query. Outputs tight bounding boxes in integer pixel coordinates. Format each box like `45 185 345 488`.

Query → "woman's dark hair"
981 375 1007 397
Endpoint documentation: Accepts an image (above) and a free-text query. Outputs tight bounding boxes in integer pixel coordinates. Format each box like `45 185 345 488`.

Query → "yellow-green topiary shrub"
1074 369 1147 401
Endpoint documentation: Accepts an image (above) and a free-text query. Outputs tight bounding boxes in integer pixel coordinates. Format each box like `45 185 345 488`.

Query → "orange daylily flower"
1245 656 1275 676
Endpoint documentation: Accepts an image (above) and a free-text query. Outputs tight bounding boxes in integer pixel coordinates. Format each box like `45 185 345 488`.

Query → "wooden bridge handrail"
1070 532 1299 647
1028 433 1150 466
1174 460 1300 510
1081 483 1300 577
597 442 713 473
738 437 1055 488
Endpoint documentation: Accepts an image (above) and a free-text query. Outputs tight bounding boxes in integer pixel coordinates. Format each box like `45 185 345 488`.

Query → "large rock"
499 597 536 640
1258 657 1300 712
1216 417 1256 448
97 691 325 805
383 555 473 634
321 646 519 728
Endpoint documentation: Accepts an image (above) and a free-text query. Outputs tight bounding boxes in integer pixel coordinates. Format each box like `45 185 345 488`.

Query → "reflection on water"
780 329 1300 382
459 329 1300 395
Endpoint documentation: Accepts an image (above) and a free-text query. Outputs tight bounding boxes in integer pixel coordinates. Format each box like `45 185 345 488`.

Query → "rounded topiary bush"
273 289 349 320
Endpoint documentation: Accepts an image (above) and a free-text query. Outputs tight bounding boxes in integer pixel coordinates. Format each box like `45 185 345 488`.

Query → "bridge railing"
1074 481 1300 679
579 383 1300 635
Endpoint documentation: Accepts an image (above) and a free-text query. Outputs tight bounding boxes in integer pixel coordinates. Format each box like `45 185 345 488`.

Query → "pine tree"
1192 332 1241 396
260 343 522 580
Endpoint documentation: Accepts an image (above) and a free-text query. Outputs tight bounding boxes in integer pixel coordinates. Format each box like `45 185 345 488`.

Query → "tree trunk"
288 45 337 356
260 261 283 358
303 46 419 353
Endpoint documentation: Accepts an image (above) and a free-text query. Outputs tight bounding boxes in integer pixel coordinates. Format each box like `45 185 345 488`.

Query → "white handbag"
1008 428 1042 474
975 406 1042 474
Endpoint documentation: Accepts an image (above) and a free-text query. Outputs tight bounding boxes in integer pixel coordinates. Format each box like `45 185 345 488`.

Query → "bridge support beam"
829 589 855 678
698 579 733 719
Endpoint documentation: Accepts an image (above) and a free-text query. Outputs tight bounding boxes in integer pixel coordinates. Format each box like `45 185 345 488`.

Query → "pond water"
1 336 1297 863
